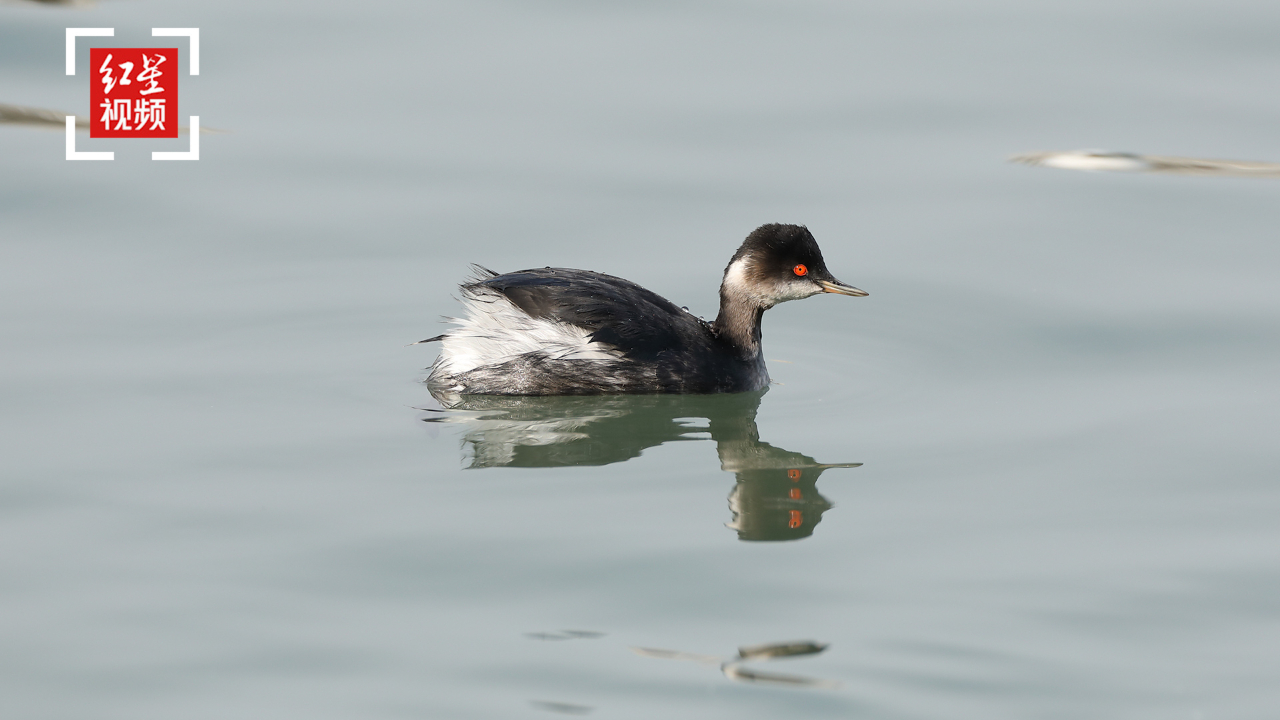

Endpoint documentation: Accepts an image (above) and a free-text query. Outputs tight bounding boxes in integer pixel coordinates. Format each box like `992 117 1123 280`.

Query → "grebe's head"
721 224 867 309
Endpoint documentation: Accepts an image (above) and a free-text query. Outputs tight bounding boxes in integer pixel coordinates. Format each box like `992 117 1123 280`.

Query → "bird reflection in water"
421 388 860 541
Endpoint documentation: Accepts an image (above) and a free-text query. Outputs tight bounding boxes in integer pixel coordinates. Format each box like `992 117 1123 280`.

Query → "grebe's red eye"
793 264 808 276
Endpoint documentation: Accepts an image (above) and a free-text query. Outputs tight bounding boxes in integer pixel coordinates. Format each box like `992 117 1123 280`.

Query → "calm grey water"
3 1 1280 718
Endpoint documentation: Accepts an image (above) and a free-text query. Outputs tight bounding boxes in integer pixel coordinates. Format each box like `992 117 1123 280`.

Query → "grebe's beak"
815 277 868 297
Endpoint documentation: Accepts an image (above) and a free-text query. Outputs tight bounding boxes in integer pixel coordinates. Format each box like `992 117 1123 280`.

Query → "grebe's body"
422 224 865 397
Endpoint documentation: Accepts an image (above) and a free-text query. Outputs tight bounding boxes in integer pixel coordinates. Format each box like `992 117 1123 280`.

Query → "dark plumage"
422 224 866 399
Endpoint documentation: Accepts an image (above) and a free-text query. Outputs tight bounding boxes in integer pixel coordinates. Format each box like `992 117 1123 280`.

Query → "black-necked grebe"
420 223 867 396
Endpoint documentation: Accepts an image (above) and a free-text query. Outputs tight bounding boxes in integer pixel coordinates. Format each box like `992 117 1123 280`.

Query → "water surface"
2 1 1279 718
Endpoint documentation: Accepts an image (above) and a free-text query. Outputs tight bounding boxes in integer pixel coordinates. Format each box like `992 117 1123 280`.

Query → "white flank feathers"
434 287 622 376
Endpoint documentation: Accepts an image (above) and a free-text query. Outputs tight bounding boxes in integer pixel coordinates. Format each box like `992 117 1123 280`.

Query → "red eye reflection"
793 264 808 276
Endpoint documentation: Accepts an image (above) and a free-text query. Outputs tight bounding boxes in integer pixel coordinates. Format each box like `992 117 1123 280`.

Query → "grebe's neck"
712 258 768 357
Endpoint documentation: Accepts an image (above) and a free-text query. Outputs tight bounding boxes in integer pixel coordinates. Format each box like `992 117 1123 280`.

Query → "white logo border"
65 28 202 161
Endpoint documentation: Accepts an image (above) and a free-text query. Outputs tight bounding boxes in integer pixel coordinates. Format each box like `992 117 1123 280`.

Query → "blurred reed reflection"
633 639 837 688
422 389 860 541
0 103 216 134
1010 149 1280 177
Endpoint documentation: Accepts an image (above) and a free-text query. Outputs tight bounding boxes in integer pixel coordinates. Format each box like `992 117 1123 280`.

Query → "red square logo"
88 48 179 139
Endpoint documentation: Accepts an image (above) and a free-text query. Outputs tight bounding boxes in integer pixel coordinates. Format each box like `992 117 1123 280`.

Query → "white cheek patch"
723 258 773 307
771 281 822 303
435 288 623 376
722 257 820 307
